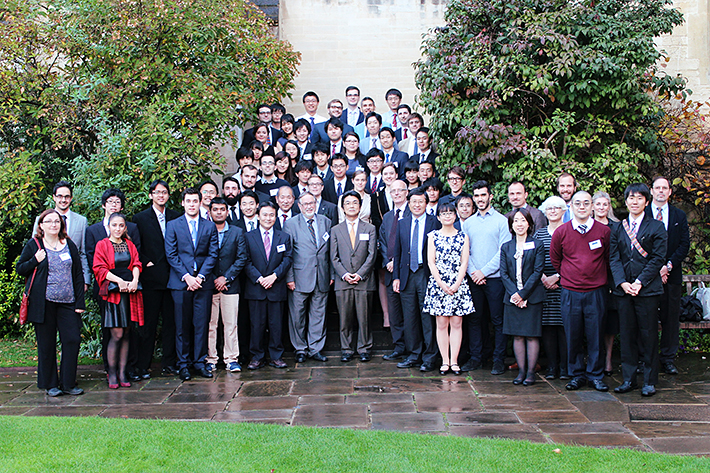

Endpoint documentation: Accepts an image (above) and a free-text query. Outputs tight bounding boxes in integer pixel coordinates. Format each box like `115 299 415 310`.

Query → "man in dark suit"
243 201 292 369
610 183 667 397
365 149 387 195
505 181 547 234
164 187 219 380
233 190 260 233
132 180 181 377
379 127 408 178
312 105 354 145
412 127 439 165
394 104 411 142
378 180 411 361
393 188 442 371
307 175 338 225
292 160 313 199
274 186 299 231
222 176 241 224
343 86 365 127
311 142 334 181
205 197 247 373
85 188 142 377
322 154 353 204
242 104 282 147
646 176 690 375
284 192 333 363
331 191 377 362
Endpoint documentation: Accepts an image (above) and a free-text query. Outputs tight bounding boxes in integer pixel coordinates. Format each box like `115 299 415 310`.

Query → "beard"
225 195 239 206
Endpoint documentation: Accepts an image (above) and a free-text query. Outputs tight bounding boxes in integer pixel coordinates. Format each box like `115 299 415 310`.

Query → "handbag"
19 238 40 325
692 282 710 321
107 281 142 292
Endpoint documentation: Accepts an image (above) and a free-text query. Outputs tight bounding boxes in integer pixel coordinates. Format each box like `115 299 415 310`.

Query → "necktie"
158 212 165 236
371 138 376 150
404 129 408 140
61 214 68 233
413 142 419 155
631 221 637 238
578 224 587 235
387 209 400 259
249 221 255 232
392 114 397 128
371 177 377 194
410 218 420 272
266 132 271 146
190 220 197 247
332 143 336 156
385 153 390 163
429 208 435 215
337 182 343 197
349 222 356 249
264 231 271 260
309 117 316 140
230 207 237 222
307 218 316 243
282 214 287 227
656 208 663 221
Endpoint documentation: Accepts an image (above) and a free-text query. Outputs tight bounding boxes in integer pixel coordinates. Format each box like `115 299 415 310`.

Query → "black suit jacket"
86 220 142 274
500 237 546 305
322 177 353 205
242 126 282 149
378 206 411 286
273 208 300 232
365 174 387 196
609 217 668 297
313 166 334 182
234 216 260 234
312 121 355 144
644 204 690 285
243 229 292 301
384 149 409 178
132 207 181 290
413 151 439 165
213 224 248 295
371 190 391 231
317 199 338 225
392 214 441 290
164 215 219 290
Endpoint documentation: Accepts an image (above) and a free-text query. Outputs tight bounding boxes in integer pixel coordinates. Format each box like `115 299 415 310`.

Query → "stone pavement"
2 353 710 455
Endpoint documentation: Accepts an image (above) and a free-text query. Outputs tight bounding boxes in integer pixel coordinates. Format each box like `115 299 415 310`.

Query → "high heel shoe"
513 374 525 385
451 364 462 375
439 364 450 375
120 381 131 388
107 375 119 390
523 372 536 386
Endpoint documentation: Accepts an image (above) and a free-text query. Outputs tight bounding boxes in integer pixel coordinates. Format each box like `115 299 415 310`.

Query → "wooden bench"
679 274 710 329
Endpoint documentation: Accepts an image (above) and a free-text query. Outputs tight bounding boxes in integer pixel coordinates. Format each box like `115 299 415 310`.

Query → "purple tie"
264 231 271 261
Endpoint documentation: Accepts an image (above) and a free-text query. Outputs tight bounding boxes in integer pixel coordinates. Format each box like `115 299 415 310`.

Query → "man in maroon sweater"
550 190 611 392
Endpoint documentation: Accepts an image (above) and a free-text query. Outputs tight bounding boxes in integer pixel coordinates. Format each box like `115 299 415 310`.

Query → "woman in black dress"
93 213 143 389
500 208 546 386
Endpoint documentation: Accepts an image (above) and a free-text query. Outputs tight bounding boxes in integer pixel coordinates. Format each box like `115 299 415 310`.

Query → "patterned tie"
392 114 397 128
410 218 419 272
387 209 400 259
578 224 587 235
371 177 377 194
631 221 637 238
307 218 316 243
371 138 376 150
309 117 316 140
656 208 663 221
264 231 271 260
349 222 356 249
337 182 343 197
158 212 166 237
332 143 336 156
249 221 255 232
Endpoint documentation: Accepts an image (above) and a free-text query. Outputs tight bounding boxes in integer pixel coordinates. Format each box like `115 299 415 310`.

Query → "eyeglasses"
105 198 122 205
308 182 324 187
368 159 383 163
42 219 61 225
448 177 463 182
300 201 316 207
151 190 169 196
332 164 347 169
54 194 71 200
572 200 591 208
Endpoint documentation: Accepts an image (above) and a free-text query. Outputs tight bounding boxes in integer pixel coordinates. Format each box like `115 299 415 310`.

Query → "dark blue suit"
312 121 355 144
244 228 292 361
383 149 409 178
393 213 441 364
164 215 219 370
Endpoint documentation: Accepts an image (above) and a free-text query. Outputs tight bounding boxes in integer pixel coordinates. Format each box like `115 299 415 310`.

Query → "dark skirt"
103 294 131 328
503 303 542 337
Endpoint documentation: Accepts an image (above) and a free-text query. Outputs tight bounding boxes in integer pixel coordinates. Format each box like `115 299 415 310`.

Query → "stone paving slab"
629 405 710 422
24 405 107 417
239 380 293 397
371 412 446 432
626 422 710 438
572 401 630 423
227 396 298 411
449 424 548 443
516 410 589 424
100 402 227 420
413 391 481 412
642 437 710 455
447 412 520 425
369 402 417 413
292 404 368 427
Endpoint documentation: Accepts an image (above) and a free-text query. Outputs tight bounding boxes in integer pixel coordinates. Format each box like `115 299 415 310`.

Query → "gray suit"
284 214 333 356
34 210 90 285
330 219 377 354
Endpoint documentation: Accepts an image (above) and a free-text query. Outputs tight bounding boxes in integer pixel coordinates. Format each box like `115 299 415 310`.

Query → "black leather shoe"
179 368 191 381
295 353 306 363
565 378 586 390
126 371 141 382
641 384 656 397
197 367 213 378
614 381 638 393
663 362 679 375
359 352 371 362
340 353 354 363
490 360 505 375
383 351 404 361
397 358 419 369
591 379 609 392
460 359 480 372
310 352 328 362
162 366 179 376
420 363 435 372
523 377 536 386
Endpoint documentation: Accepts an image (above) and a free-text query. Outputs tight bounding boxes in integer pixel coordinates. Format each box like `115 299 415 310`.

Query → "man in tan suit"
330 190 377 362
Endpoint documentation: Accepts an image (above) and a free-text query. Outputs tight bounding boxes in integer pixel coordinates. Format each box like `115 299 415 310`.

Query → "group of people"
16 86 690 399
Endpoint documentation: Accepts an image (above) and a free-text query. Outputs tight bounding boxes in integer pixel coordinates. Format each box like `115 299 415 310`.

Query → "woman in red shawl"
93 213 144 389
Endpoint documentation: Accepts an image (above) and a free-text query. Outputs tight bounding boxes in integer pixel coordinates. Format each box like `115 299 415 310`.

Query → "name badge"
355 165 364 172
323 233 329 241
359 233 369 241
589 239 602 250
59 252 71 261
523 241 535 250
276 244 286 253
269 188 279 196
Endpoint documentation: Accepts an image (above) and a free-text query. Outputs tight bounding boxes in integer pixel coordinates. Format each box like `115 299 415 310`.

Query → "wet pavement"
3 353 710 455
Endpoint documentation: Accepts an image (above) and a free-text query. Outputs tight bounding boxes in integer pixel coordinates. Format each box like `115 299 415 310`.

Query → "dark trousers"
399 268 437 364
172 289 211 370
386 283 406 354
133 288 176 371
561 287 606 381
659 284 682 363
34 301 81 390
618 294 660 386
248 299 284 361
468 278 506 365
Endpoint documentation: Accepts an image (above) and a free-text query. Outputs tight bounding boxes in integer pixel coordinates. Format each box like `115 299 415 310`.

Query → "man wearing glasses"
550 191 612 392
242 104 282 148
439 167 467 207
307 175 338 225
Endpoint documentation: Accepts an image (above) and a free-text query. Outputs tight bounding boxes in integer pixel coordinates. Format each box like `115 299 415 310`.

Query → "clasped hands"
257 273 278 289
118 278 139 293
541 273 559 290
621 281 642 297
510 292 527 308
343 273 362 285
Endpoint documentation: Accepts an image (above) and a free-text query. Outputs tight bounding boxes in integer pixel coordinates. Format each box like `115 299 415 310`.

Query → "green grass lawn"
0 416 707 472
0 338 100 368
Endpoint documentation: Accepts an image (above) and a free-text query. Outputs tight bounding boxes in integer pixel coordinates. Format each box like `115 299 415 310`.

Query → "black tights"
107 327 130 384
542 325 568 373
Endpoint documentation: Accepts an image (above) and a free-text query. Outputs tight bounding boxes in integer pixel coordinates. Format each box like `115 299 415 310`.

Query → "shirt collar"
629 213 644 226
572 217 594 231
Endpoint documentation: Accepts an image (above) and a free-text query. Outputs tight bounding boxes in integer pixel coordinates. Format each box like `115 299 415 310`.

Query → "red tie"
371 177 377 194
282 214 287 226
332 143 336 156
393 114 397 128
404 129 408 139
